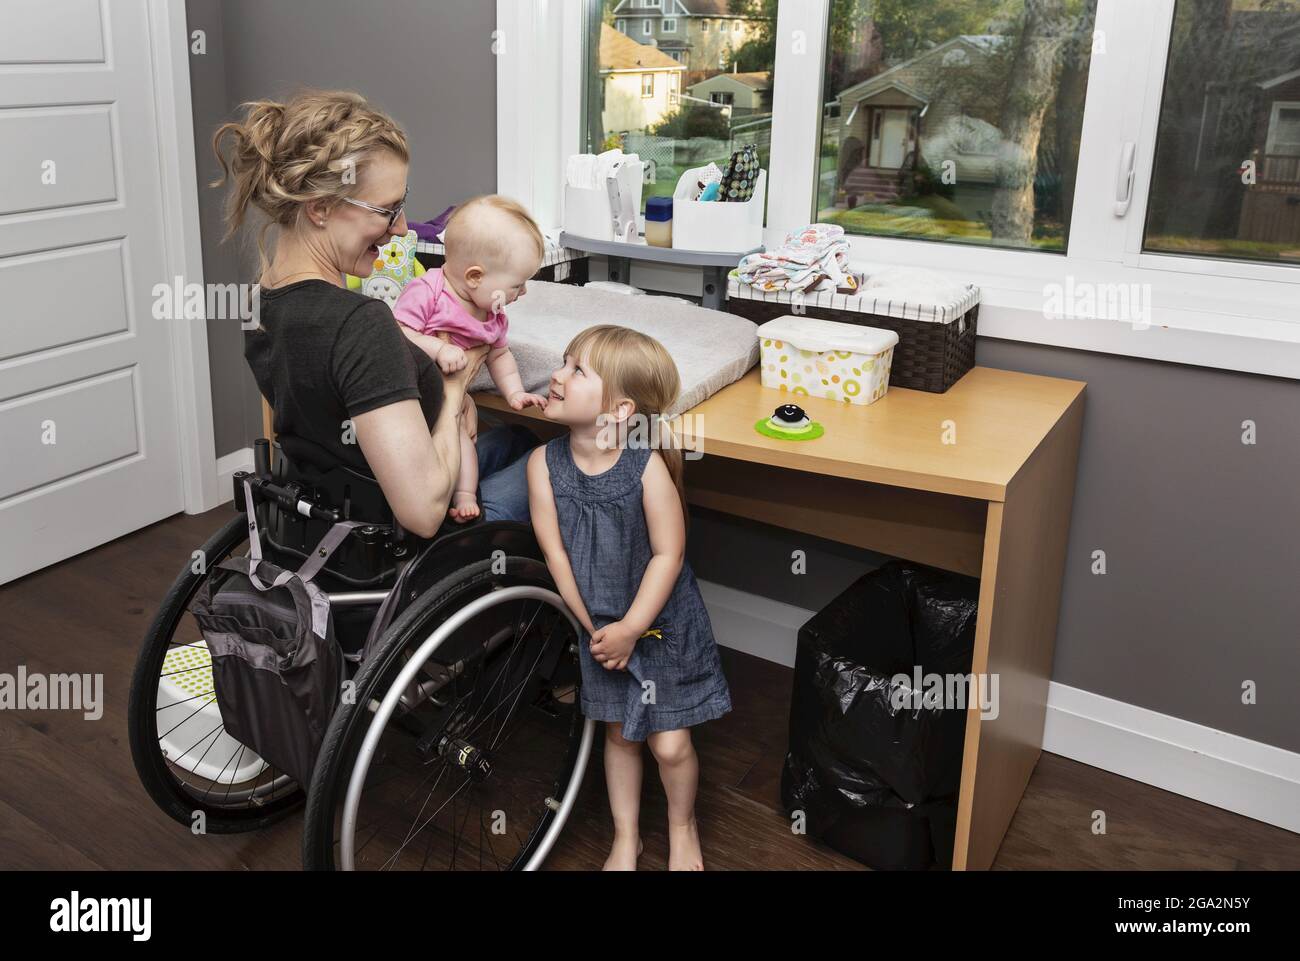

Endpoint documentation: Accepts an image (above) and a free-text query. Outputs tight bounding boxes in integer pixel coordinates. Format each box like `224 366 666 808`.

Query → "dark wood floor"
2 508 1297 871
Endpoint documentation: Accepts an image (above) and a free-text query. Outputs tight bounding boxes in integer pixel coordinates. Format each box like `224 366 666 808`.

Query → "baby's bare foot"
602 834 643 871
667 818 704 871
449 491 480 523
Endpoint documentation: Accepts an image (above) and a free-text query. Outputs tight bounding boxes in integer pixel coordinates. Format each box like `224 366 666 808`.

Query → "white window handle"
1115 141 1136 217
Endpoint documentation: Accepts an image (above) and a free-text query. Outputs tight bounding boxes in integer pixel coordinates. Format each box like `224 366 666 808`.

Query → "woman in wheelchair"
128 90 593 871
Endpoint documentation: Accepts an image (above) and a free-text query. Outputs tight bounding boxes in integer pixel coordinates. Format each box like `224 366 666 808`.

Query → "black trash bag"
781 560 979 869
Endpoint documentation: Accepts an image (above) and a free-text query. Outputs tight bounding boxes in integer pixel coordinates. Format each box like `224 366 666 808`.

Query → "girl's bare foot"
448 490 480 523
667 817 704 870
602 834 643 871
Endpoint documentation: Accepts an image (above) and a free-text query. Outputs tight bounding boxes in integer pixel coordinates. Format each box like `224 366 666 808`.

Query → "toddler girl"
526 325 732 870
394 194 548 522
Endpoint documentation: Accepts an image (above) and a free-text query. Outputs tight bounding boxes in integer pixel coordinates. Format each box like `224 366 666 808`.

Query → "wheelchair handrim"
340 584 593 871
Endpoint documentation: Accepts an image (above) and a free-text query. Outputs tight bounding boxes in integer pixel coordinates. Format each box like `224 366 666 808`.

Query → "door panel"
0 0 184 584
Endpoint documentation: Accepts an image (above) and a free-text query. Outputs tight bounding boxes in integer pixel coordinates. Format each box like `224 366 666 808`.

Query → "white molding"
699 579 1300 835
215 447 254 505
1043 683 1300 836
147 0 220 514
496 0 578 230
765 0 827 250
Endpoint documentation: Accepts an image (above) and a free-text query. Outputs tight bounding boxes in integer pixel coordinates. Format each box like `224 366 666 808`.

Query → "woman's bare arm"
353 344 488 538
526 447 597 634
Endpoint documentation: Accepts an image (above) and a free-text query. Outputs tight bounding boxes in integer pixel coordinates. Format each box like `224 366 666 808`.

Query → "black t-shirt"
245 279 444 471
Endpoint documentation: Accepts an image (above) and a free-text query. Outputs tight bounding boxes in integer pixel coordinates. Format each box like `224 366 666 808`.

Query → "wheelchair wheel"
127 514 305 833
303 555 595 870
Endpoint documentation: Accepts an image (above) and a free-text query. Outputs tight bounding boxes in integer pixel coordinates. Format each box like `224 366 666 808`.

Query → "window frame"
663 17 677 33
498 0 1300 379
643 18 652 36
641 72 655 98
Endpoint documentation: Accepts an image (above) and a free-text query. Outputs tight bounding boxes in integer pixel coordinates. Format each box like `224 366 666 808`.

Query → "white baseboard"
1042 683 1300 835
214 447 254 506
697 578 1300 836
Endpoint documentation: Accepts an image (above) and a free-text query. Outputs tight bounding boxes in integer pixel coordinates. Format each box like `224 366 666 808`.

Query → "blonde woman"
213 90 538 536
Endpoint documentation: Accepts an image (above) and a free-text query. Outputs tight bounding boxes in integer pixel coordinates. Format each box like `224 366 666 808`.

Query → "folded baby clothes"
735 223 852 293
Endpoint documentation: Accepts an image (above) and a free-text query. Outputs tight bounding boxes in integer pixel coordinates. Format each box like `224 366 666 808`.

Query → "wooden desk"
477 366 1086 870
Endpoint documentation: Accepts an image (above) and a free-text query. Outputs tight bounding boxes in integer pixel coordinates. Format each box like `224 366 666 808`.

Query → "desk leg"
606 255 632 286
951 392 1085 870
701 266 726 310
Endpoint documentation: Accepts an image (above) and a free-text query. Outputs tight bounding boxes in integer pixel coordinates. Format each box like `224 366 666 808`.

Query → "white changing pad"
470 281 759 419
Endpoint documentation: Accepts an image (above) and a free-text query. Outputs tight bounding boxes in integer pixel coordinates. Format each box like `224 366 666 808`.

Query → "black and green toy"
755 403 824 441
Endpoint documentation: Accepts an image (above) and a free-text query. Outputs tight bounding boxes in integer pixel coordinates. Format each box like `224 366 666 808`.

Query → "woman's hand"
589 620 640 671
442 344 489 404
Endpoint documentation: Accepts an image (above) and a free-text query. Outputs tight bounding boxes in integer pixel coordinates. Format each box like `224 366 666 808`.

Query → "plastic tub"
756 314 899 405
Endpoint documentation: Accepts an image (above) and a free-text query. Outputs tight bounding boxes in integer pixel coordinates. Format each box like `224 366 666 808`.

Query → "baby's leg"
602 722 645 871
647 728 703 870
449 395 480 522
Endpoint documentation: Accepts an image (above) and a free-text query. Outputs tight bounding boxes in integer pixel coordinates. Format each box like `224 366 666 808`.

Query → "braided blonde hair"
212 89 410 273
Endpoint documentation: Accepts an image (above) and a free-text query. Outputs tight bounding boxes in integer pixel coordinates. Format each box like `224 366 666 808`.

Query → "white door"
878 109 910 169
0 0 185 584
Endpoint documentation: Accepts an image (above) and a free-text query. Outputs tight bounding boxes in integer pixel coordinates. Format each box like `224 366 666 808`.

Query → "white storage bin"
672 170 766 253
756 314 899 406
563 159 644 242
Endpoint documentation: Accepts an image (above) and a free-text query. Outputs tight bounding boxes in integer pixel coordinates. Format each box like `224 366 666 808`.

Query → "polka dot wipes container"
755 315 899 406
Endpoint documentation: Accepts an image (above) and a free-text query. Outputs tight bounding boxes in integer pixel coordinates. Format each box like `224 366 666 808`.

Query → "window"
583 0 779 214
710 92 735 107
702 19 710 32
1143 2 1300 265
733 19 742 32
643 19 652 36
615 18 625 33
816 1 1097 253
663 18 677 33
529 0 1300 373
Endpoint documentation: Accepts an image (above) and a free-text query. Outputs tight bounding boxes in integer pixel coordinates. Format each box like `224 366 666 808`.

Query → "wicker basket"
727 278 979 393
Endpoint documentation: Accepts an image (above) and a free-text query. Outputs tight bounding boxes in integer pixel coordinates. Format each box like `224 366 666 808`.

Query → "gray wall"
186 0 498 457
688 342 1300 754
185 3 1298 755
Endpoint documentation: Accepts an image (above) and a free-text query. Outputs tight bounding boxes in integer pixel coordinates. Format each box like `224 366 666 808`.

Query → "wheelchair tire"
302 554 595 870
127 513 306 834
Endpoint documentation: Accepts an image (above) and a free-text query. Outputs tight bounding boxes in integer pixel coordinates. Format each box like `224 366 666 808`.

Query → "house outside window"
733 19 742 32
641 73 654 98
663 18 677 33
643 19 652 36
710 92 735 106
1265 101 1300 155
701 19 710 32
615 18 625 32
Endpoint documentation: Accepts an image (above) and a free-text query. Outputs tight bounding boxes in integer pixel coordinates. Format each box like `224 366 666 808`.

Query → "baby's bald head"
443 194 544 277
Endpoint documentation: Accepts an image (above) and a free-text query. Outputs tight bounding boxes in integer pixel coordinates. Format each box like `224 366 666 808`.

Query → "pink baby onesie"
392 267 509 350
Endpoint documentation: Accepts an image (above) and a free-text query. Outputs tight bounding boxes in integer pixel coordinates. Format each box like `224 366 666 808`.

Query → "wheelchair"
127 432 595 870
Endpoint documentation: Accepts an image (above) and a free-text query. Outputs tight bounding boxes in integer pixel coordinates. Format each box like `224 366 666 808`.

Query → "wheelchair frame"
128 434 595 870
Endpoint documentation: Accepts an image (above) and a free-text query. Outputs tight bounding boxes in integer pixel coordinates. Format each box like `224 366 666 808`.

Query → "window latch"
1114 141 1137 217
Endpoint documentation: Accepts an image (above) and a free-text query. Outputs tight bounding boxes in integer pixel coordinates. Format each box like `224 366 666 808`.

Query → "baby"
393 195 548 522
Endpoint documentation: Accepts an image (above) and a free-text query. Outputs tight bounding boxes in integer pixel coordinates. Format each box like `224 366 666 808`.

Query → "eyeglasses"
342 187 409 233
